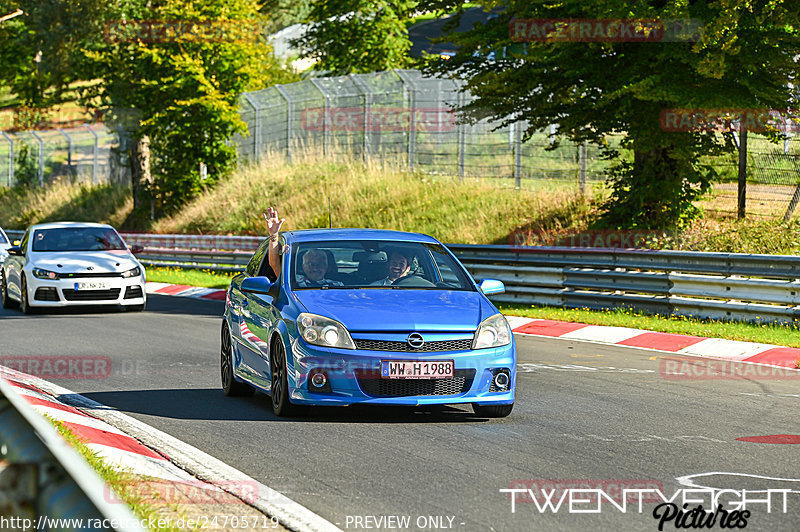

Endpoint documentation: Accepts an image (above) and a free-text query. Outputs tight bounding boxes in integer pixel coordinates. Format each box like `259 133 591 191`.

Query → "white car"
0 222 146 313
0 226 10 265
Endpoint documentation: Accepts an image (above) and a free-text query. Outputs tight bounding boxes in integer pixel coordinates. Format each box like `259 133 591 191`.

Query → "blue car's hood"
294 289 488 332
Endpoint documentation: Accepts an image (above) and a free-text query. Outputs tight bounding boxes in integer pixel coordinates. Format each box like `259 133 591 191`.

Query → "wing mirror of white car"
479 279 505 295
7 246 23 256
241 276 273 295
129 244 144 255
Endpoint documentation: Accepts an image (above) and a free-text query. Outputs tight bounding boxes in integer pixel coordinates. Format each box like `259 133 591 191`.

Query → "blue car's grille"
355 369 476 397
353 338 473 352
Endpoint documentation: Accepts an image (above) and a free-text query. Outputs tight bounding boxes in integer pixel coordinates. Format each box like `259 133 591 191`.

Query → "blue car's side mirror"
479 279 505 295
241 276 273 295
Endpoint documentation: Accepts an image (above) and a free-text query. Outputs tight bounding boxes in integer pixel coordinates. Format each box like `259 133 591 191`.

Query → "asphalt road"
1 296 799 531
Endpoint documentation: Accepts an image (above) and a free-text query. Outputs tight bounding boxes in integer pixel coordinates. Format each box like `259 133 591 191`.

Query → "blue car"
221 229 515 417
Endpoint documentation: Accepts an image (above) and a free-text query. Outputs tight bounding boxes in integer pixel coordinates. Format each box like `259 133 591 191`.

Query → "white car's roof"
29 222 114 231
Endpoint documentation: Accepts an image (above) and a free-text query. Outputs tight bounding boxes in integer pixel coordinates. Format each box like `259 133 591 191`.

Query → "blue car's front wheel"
270 338 296 417
221 321 254 397
472 402 514 418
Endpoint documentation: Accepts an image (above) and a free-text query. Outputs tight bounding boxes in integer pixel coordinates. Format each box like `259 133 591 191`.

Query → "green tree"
297 0 418 74
0 0 107 109
421 0 800 229
84 0 297 216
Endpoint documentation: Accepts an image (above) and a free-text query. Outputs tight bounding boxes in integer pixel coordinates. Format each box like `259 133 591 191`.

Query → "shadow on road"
65 388 491 423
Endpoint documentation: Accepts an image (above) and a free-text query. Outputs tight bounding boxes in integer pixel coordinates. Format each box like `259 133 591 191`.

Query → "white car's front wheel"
19 274 33 314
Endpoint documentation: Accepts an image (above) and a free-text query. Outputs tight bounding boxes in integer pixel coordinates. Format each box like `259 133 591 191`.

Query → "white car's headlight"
297 313 355 350
32 267 59 280
121 266 141 278
472 313 512 349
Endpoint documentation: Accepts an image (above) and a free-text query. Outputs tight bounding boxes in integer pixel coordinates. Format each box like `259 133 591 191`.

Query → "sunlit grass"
146 266 237 289
499 303 800 348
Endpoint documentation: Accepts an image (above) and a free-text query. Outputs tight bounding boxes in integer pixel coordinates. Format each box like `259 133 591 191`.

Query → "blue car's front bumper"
286 338 516 406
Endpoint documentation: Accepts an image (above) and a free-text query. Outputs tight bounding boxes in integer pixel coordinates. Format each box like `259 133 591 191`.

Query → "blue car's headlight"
472 313 512 349
32 267 59 280
297 313 356 350
121 266 141 278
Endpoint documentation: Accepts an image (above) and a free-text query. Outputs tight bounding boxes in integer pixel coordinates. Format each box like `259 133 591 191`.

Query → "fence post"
242 93 260 163
395 70 416 171
1 131 13 187
579 140 587 196
275 85 293 163
783 183 800 222
457 91 465 181
57 128 73 178
513 122 522 190
737 121 747 219
309 79 330 157
84 125 99 185
349 74 372 162
30 131 44 186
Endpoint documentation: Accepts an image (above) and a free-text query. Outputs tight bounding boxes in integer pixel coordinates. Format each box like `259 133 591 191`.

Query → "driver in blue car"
370 249 414 286
263 207 342 287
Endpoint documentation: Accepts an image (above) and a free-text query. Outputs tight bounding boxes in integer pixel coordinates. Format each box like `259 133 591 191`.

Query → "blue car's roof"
284 228 440 244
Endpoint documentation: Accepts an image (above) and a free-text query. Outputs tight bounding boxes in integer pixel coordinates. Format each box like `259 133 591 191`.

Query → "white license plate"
74 281 110 291
381 360 454 379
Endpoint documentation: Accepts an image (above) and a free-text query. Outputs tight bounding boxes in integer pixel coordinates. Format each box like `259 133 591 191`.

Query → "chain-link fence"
0 124 129 188
235 69 608 193
236 69 800 220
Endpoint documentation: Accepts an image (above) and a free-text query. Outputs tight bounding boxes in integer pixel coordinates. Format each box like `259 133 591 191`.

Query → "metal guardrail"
0 375 146 531
5 230 800 323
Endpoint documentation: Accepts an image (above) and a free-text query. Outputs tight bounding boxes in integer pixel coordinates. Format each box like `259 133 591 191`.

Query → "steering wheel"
392 275 435 287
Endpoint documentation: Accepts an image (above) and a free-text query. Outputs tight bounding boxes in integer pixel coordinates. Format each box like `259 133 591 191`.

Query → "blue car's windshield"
290 240 475 291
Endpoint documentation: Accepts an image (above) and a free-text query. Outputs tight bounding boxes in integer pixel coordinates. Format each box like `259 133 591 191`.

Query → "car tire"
1 271 18 309
270 337 295 417
220 322 255 397
19 274 33 315
472 402 514 418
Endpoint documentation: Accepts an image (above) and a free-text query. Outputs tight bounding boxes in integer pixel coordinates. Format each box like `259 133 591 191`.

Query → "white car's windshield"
32 228 127 252
290 240 475 291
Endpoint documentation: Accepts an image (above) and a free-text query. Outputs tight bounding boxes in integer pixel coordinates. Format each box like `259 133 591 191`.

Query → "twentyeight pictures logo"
502 481 791 530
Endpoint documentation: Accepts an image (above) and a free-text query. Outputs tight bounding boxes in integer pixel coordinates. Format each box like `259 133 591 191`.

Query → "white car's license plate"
74 281 110 291
381 360 454 379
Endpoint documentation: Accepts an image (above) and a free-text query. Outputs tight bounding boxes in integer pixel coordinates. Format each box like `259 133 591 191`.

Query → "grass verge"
499 304 800 349
146 267 236 289
50 419 185 532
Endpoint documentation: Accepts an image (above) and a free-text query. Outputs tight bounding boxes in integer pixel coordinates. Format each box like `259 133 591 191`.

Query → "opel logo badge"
407 333 424 349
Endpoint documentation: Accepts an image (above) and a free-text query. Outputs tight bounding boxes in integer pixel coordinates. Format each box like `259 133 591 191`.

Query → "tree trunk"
130 135 151 212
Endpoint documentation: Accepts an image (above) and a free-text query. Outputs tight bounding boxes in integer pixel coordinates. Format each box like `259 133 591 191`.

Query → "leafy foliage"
297 0 418 74
83 0 297 214
421 0 800 228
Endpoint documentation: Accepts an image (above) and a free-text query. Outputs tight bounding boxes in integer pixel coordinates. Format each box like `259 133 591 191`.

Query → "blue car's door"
241 289 278 389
